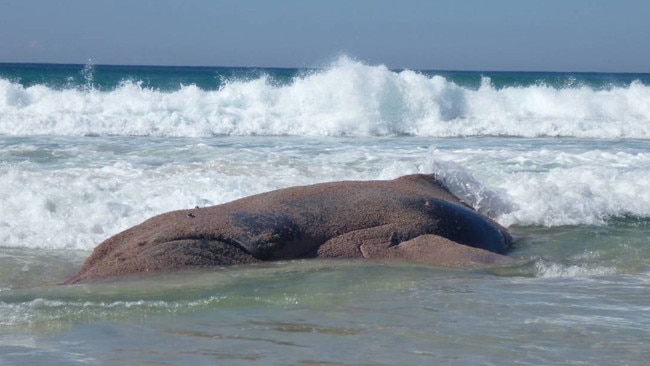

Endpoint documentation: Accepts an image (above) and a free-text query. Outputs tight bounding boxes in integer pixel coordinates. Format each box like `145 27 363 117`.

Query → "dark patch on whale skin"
229 213 305 260
64 174 513 284
420 198 508 253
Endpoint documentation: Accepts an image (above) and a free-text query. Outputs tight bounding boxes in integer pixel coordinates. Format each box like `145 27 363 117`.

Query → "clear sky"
1 0 649 72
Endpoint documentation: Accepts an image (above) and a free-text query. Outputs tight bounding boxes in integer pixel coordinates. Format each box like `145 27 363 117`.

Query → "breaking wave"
2 57 649 138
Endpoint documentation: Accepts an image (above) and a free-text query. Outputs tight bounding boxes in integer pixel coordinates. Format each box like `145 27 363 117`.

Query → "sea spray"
2 57 650 138
3 135 650 251
424 144 650 227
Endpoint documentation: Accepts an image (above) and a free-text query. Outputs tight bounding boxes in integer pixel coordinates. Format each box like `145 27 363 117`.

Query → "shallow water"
1 252 649 365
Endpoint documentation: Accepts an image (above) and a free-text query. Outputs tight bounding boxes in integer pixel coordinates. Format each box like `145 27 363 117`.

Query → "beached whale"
65 174 513 283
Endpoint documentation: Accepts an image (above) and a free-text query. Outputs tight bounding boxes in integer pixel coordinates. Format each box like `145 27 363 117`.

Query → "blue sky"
1 0 648 72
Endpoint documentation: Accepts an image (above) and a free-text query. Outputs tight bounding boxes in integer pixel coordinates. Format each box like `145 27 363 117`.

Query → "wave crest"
1 57 650 138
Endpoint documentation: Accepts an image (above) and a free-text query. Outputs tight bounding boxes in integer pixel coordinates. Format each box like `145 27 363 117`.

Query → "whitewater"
2 57 650 138
1 58 650 365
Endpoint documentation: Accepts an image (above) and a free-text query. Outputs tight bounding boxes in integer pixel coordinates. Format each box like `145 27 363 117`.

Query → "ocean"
1 57 649 365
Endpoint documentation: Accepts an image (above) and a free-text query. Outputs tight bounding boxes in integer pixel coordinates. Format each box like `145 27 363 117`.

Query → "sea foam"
1 57 649 138
426 147 650 227
3 137 650 251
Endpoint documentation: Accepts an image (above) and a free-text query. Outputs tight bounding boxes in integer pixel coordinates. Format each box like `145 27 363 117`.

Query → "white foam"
2 57 650 138
497 151 650 227
0 141 384 250
422 147 650 227
2 133 650 250
0 161 276 250
533 260 617 278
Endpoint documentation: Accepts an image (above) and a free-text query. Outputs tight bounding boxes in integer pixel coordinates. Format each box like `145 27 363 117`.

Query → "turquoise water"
3 61 649 92
1 59 650 364
2 256 649 365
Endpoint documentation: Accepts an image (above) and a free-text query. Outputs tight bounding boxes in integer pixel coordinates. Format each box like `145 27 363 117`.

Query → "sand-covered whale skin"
65 174 513 283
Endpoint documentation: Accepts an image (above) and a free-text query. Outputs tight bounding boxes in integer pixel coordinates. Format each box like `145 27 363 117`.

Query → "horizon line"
1 60 649 75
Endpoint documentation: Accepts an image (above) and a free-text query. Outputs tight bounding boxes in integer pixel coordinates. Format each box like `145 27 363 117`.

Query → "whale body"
65 174 513 284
